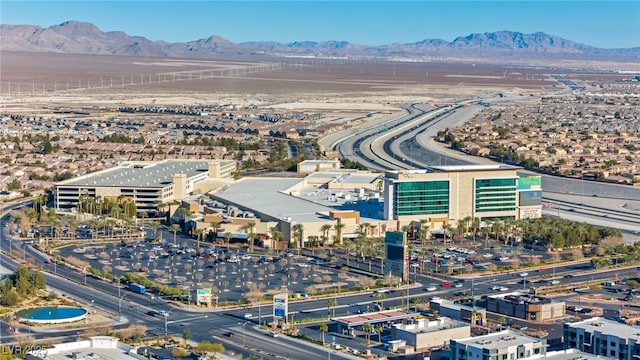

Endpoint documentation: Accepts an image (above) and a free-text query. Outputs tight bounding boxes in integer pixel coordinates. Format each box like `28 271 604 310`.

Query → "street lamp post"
164 308 176 338
118 293 128 319
581 174 584 209
239 321 247 346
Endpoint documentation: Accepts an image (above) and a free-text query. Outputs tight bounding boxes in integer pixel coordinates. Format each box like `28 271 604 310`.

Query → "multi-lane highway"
330 98 640 239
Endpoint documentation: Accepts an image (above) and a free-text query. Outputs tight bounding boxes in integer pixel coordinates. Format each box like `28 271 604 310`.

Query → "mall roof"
211 177 336 223
454 330 544 349
56 160 209 188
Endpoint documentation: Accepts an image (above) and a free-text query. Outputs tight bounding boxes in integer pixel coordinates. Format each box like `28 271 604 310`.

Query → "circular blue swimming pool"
16 306 88 324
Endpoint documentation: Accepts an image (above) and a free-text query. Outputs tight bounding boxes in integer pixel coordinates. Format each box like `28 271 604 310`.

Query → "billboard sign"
196 288 212 305
385 231 406 246
273 293 288 319
519 206 542 219
519 190 542 206
385 231 408 282
517 176 542 190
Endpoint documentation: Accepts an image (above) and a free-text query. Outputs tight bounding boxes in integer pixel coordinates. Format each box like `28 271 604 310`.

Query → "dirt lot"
0 51 558 109
1 51 632 112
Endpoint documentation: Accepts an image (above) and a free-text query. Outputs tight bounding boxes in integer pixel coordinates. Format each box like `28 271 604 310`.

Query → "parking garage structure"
54 159 236 216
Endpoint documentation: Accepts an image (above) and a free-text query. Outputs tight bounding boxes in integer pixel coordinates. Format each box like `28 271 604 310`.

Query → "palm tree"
460 216 472 244
269 226 283 251
319 324 328 345
292 223 304 256
493 220 505 245
245 222 256 253
375 293 386 309
195 228 204 249
171 223 181 245
326 299 337 319
320 224 332 246
343 238 353 267
149 221 160 241
333 222 345 246
375 325 383 343
363 322 372 344
419 219 430 247
481 220 492 248
442 223 453 244
210 220 220 234
224 232 233 250
472 216 480 245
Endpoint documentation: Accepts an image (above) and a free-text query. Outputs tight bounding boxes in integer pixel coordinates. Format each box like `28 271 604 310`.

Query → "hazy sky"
2 1 639 49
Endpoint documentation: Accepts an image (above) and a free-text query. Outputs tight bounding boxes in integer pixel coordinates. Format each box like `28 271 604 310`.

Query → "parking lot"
54 236 369 304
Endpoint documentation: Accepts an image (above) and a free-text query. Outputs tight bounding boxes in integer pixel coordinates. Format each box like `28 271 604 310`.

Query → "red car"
441 282 452 288
537 268 546 273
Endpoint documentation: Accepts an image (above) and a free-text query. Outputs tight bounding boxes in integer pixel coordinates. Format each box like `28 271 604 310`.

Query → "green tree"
182 327 192 343
195 341 224 357
31 270 46 291
0 290 19 306
15 266 32 297
7 178 21 191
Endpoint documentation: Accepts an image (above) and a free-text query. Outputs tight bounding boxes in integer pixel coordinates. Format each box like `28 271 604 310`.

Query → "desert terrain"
2 51 628 112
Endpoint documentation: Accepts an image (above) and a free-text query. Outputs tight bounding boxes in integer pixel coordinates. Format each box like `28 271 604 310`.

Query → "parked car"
223 331 234 337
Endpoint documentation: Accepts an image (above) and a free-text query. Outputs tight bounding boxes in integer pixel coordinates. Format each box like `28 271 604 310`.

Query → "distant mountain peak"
0 21 637 63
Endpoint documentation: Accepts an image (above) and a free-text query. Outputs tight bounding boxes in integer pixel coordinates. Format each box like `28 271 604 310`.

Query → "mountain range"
1 20 638 63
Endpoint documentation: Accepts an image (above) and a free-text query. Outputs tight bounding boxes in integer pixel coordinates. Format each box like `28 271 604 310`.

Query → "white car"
375 288 389 294
242 313 253 319
550 280 560 285
426 286 437 291
519 272 529 277
240 254 252 260
454 283 464 288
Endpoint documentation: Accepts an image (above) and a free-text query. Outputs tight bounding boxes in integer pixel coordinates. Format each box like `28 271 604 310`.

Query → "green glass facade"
475 178 517 213
394 180 449 216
